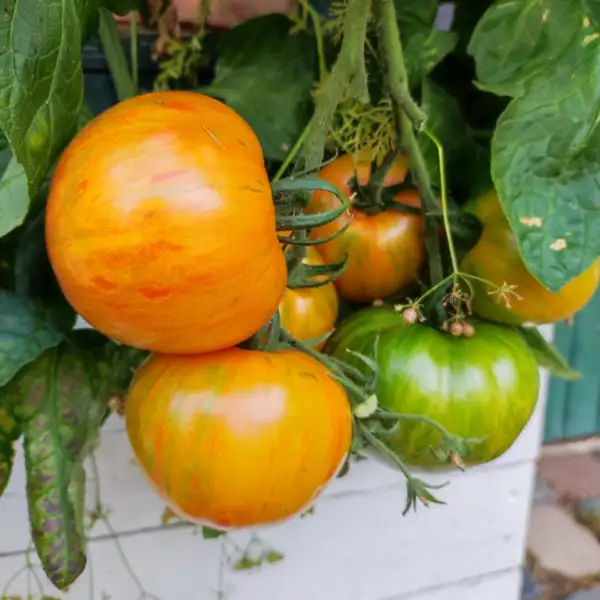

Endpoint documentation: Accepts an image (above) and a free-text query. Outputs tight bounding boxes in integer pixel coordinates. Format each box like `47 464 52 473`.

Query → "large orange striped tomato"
125 348 352 529
46 91 286 354
278 245 339 350
306 154 425 303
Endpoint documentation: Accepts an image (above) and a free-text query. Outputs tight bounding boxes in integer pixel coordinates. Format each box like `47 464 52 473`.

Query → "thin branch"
98 8 137 101
298 0 371 173
374 0 443 284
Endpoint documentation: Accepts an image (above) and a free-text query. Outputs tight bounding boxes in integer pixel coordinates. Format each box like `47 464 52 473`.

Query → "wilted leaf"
201 14 316 161
9 330 128 589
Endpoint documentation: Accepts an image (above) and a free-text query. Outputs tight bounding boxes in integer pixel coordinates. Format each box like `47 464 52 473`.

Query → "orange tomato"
46 91 286 354
306 154 425 303
461 189 600 325
125 348 352 529
278 246 339 350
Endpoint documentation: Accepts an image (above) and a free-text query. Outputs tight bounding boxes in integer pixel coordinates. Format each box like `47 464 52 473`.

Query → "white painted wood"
0 533 522 600
0 323 550 598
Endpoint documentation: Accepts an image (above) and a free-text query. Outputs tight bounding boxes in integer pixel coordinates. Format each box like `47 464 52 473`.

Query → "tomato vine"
0 0 597 594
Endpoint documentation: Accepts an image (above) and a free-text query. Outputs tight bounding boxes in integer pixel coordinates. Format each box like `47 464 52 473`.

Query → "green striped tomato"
326 306 540 468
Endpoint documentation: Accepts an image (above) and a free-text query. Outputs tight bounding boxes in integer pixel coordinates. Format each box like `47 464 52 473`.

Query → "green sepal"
276 200 350 231
287 256 348 289
277 220 352 246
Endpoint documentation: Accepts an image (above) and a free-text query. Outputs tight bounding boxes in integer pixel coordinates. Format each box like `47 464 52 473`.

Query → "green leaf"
201 14 317 161
9 330 124 589
418 79 491 202
0 0 93 200
286 256 348 289
393 0 456 87
404 30 458 87
452 0 494 53
394 0 439 26
0 291 71 387
584 0 600 29
0 134 12 176
491 33 600 291
0 402 21 496
14 208 76 332
201 526 226 539
468 0 583 97
514 325 580 381
0 104 92 240
0 157 29 238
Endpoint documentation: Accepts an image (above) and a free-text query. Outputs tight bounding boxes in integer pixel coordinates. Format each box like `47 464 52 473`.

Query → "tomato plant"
0 0 598 592
126 347 352 528
460 189 600 325
326 306 539 468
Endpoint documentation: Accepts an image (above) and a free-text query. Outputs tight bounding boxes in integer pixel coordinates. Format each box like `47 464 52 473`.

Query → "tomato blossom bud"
449 321 463 336
402 307 419 324
461 322 475 338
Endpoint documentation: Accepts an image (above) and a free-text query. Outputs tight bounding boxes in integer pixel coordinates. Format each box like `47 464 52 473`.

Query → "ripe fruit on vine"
125 348 352 529
306 154 425 303
46 91 286 353
278 245 339 350
460 190 600 325
326 306 539 468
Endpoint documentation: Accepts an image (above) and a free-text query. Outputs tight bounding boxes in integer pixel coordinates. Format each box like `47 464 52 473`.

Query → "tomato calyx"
286 255 347 289
348 153 422 217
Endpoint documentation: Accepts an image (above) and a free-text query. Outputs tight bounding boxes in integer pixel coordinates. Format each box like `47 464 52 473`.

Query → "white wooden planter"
0 325 550 600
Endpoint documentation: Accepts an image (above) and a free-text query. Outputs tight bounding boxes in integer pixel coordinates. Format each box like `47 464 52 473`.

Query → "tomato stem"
129 12 139 91
422 128 458 273
365 150 397 208
373 1 427 129
297 0 371 173
357 421 447 515
273 123 311 183
98 8 137 102
373 0 443 285
296 0 328 83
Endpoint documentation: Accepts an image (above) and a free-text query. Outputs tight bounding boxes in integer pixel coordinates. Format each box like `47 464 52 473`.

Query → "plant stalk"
129 13 139 91
298 0 371 173
374 0 443 284
366 150 397 207
98 8 137 102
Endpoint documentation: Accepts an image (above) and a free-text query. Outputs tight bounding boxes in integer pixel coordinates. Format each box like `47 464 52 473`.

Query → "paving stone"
534 473 557 505
566 588 600 600
527 505 600 579
539 453 600 500
521 567 542 600
576 497 600 538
